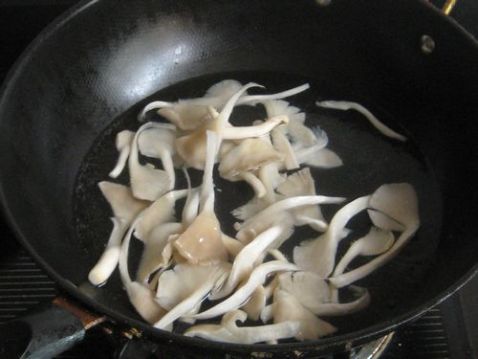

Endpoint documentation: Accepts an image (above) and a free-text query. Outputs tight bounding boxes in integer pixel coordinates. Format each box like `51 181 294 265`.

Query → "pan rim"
0 0 477 354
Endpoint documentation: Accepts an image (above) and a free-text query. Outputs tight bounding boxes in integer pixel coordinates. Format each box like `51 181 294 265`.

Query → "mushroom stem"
88 218 128 286
239 172 267 198
329 224 419 288
316 100 406 141
237 84 310 105
221 115 288 140
192 261 298 320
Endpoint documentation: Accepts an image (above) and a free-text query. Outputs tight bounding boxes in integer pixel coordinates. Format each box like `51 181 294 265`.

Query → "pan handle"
0 297 105 359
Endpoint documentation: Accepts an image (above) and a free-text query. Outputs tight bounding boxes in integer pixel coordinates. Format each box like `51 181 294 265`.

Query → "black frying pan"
0 0 478 357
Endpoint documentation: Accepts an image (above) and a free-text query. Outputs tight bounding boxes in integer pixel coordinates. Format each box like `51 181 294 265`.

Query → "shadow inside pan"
73 71 442 337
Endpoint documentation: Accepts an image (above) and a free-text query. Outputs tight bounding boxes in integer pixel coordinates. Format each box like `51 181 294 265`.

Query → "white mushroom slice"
296 147 343 169
278 272 332 309
173 132 229 264
181 170 201 227
88 218 128 286
236 195 345 243
263 99 305 124
272 289 337 340
367 209 406 232
271 125 299 170
109 130 135 178
210 226 285 300
221 115 289 140
134 189 188 242
268 249 289 262
239 172 267 198
136 222 183 283
185 310 300 344
119 220 166 324
241 285 267 320
221 234 244 258
333 227 395 276
260 305 273 323
369 183 419 228
330 183 419 288
138 126 177 190
277 168 327 232
232 197 270 222
311 286 371 316
175 83 262 169
156 263 231 310
316 100 407 141
192 261 298 320
129 122 173 201
153 265 229 330
88 182 150 286
139 80 243 128
204 80 244 106
293 196 370 277
236 84 310 106
259 162 286 204
219 139 284 193
98 181 150 223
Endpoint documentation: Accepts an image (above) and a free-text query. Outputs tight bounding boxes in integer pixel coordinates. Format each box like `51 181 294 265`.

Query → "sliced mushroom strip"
192 261 298 320
153 265 229 330
241 285 267 321
156 263 231 311
277 168 328 231
295 147 343 169
185 310 300 344
236 83 310 105
118 219 166 324
210 226 285 300
136 222 183 284
134 189 188 242
278 272 370 316
236 195 346 243
88 182 150 286
330 183 419 288
272 289 337 340
316 100 406 141
138 126 177 190
138 80 244 128
271 125 299 170
129 122 175 201
173 131 229 264
367 209 406 232
333 227 394 276
109 130 135 178
293 196 370 277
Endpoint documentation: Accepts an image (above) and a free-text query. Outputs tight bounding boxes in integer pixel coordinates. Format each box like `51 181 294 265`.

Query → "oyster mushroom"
138 125 177 190
278 272 370 316
129 122 175 201
185 310 300 344
241 285 267 321
88 181 149 286
136 222 183 284
192 260 298 320
173 131 229 265
219 138 284 198
293 195 371 277
277 167 328 231
333 227 394 277
210 225 286 300
118 219 166 324
330 183 419 288
316 100 407 141
236 195 345 243
153 264 229 330
271 125 299 170
109 130 135 178
272 289 337 340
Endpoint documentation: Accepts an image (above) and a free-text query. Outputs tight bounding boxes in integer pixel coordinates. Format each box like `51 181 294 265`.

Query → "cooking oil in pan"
74 71 443 335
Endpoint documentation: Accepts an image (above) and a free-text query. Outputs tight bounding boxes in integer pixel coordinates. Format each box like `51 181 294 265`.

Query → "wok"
0 0 477 357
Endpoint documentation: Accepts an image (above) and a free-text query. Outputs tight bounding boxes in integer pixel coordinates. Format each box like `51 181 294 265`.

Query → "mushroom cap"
219 139 283 179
